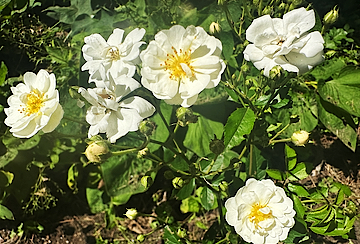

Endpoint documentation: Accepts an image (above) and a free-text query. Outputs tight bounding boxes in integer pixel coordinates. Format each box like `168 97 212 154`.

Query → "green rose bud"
137 234 145 242
141 175 153 188
172 177 185 189
177 228 187 238
219 181 229 192
139 120 156 136
176 107 198 127
209 136 225 155
323 6 339 26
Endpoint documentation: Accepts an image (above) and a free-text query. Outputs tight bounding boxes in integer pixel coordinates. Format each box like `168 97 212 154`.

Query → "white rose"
82 28 146 83
4 70 64 138
225 178 296 244
243 7 324 77
140 25 226 107
79 75 155 143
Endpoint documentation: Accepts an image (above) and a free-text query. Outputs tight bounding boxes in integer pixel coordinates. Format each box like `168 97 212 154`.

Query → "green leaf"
0 148 18 168
0 204 14 220
164 226 181 244
247 145 268 178
288 162 312 181
266 169 285 180
149 101 173 152
316 94 357 151
200 187 217 210
86 188 110 214
46 0 97 24
288 183 309 197
285 144 297 171
200 149 238 173
176 178 195 200
67 164 79 192
319 67 360 117
224 108 256 149
310 222 331 235
310 58 346 80
101 153 154 205
184 114 223 157
0 61 7 86
219 31 234 63
0 170 14 187
291 194 305 218
180 196 200 213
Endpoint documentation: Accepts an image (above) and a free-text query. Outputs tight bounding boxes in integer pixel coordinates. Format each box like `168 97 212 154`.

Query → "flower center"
20 89 44 116
248 203 273 227
162 46 194 80
107 47 120 60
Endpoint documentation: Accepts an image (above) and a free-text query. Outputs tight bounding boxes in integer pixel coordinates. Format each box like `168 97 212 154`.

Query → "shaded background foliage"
0 0 360 243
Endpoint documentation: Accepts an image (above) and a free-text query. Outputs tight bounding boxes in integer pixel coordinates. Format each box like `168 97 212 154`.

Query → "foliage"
0 0 360 243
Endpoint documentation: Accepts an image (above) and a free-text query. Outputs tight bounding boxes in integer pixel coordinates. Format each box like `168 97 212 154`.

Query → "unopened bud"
139 120 156 136
84 140 109 163
262 6 273 15
176 107 198 127
278 2 286 10
172 177 184 189
323 6 339 26
177 228 187 238
291 130 310 146
241 64 250 73
219 181 228 192
218 0 225 5
209 137 225 155
141 175 153 188
209 22 221 34
137 148 149 159
125 208 138 220
137 234 145 242
269 65 284 80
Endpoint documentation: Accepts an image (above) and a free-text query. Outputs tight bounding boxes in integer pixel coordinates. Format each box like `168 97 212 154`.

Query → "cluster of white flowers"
80 28 155 142
79 25 226 141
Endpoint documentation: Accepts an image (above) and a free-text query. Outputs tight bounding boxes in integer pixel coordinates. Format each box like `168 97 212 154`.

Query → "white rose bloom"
82 28 146 83
140 25 226 107
243 7 324 77
225 178 296 244
4 70 64 138
79 75 155 143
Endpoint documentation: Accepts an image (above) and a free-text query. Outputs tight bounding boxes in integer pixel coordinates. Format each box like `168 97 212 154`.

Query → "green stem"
63 115 87 125
268 123 291 145
249 143 254 177
270 138 292 144
205 154 219 174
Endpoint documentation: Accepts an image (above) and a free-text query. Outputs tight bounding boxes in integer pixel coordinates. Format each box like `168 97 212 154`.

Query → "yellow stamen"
107 47 120 60
162 46 194 80
248 203 273 227
23 90 44 116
